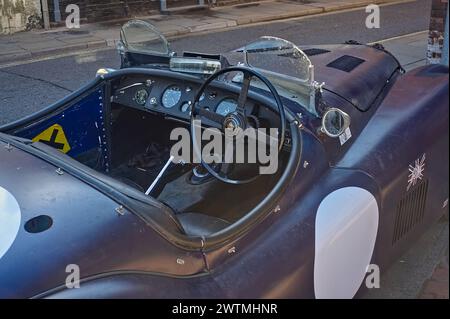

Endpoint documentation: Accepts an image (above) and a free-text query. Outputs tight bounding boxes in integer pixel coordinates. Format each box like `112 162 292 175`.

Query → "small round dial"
181 102 191 113
162 86 182 108
134 89 148 105
216 98 238 116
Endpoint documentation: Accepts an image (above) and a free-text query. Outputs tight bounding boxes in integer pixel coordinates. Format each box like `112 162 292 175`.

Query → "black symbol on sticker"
39 128 65 150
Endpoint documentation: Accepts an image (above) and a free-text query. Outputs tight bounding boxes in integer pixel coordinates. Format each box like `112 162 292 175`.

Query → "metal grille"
392 179 429 245
326 55 365 72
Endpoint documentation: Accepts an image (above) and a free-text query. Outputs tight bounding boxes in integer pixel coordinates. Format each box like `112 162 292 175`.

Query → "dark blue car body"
0 38 448 299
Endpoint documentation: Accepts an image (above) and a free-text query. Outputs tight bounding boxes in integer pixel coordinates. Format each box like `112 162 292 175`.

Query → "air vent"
392 179 428 245
24 215 53 233
327 55 365 72
303 48 331 56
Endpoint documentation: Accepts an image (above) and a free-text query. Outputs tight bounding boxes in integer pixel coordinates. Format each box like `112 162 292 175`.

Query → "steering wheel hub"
223 112 246 135
190 66 286 185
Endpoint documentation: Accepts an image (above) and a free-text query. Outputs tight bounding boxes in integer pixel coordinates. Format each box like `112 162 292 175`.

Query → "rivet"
303 161 309 168
274 205 281 213
4 143 13 151
115 205 125 216
177 258 185 265
55 168 64 175
228 247 236 254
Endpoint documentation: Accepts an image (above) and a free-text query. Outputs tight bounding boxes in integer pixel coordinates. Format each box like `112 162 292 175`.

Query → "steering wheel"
190 66 286 185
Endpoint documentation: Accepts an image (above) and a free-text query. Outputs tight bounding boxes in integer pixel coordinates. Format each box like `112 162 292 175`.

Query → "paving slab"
379 32 428 67
18 40 67 51
0 44 26 55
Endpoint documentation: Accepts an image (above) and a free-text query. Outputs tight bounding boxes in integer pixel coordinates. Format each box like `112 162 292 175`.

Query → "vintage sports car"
0 20 448 299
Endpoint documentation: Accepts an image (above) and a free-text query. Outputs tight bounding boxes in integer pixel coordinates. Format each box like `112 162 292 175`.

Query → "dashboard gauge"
134 89 148 105
162 86 182 108
149 97 157 106
209 92 217 100
181 102 191 113
216 98 238 116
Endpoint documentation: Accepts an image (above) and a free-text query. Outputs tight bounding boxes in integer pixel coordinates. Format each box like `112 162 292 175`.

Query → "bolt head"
176 258 185 265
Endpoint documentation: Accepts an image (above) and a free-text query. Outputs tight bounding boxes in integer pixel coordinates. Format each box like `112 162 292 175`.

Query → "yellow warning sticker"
32 124 71 154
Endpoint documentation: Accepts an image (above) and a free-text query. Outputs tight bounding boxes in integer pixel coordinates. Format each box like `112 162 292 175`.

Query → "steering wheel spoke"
236 71 252 114
193 104 225 127
190 66 286 185
219 138 235 176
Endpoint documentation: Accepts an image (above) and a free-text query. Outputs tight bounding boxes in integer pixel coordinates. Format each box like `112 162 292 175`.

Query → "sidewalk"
0 0 411 64
370 30 429 71
420 248 449 299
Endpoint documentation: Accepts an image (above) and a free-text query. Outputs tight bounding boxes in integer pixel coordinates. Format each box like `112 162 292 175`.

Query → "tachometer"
162 86 182 108
216 98 238 116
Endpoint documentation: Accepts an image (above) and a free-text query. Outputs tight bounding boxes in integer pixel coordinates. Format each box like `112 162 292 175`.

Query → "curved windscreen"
232 36 317 115
243 36 313 83
120 20 170 56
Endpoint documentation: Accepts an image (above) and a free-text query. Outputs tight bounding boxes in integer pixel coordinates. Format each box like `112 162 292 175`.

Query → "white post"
41 0 51 30
53 0 62 22
160 0 167 11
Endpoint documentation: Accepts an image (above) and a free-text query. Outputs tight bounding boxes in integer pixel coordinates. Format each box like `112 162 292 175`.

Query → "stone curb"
0 40 108 64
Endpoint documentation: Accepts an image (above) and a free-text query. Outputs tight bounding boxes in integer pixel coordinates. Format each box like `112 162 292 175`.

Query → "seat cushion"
177 213 231 237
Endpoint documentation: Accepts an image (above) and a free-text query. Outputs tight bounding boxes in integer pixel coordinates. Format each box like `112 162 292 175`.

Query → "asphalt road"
0 0 447 298
0 0 432 124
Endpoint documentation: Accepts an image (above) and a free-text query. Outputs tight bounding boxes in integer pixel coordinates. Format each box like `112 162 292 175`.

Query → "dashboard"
110 75 277 128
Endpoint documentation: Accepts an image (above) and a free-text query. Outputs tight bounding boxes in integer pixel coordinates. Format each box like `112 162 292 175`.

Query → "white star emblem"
407 153 426 191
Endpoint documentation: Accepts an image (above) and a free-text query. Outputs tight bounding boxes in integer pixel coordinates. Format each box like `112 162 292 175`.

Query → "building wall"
47 0 160 23
0 0 41 34
1 0 262 33
427 0 449 64
46 0 260 23
47 0 202 23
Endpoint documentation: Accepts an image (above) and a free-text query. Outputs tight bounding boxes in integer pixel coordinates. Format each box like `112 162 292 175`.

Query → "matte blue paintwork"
0 44 448 298
0 140 206 298
16 89 105 158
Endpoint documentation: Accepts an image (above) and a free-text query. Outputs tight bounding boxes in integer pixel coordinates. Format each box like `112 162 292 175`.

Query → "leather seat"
177 213 231 237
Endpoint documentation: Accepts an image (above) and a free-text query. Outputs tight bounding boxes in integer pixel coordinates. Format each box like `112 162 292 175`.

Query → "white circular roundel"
314 187 379 299
0 186 21 259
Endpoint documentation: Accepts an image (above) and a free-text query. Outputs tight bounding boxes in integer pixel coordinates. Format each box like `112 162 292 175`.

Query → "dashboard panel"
110 75 275 127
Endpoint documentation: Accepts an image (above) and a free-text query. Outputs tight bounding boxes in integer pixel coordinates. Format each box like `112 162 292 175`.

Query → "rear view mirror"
321 108 351 138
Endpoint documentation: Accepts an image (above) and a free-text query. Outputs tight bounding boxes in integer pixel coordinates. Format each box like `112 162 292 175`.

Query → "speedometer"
162 86 182 108
216 98 238 116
